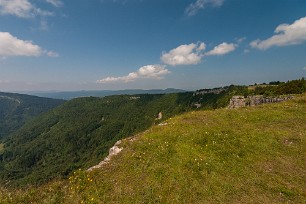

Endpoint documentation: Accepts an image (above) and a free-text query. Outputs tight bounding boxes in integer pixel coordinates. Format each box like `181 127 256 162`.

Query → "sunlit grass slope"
1 95 305 203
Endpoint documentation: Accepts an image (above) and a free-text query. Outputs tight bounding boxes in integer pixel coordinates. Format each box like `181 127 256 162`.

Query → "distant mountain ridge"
25 88 187 100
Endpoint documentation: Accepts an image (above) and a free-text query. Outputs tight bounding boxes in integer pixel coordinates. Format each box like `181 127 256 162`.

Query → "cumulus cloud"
161 42 206 66
0 0 53 18
46 0 63 7
0 32 58 57
206 42 236 56
185 0 224 16
250 16 306 50
97 65 170 83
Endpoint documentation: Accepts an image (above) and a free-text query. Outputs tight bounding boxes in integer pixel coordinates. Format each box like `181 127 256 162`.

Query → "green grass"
1 95 305 203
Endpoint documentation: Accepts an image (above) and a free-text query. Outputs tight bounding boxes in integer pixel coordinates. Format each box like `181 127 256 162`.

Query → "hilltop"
0 93 305 203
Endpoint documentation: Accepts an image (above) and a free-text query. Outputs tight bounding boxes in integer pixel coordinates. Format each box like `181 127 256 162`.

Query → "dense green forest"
0 79 304 187
0 92 64 141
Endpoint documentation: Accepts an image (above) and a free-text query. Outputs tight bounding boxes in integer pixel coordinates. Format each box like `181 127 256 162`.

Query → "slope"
0 94 305 203
0 93 196 186
0 92 64 140
0 85 251 186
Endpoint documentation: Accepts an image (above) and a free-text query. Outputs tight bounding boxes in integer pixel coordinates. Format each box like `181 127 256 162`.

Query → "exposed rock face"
156 112 163 120
158 122 168 126
194 103 202 108
130 96 140 100
87 140 123 171
228 96 245 108
193 87 228 96
87 136 137 171
228 95 294 108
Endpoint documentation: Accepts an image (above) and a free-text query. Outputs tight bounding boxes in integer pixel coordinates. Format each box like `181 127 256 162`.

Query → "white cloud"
303 67 306 70
185 0 224 16
250 16 306 50
0 0 53 18
97 65 170 83
35 8 53 17
46 0 63 7
206 42 236 56
0 32 58 57
0 0 33 17
161 42 206 66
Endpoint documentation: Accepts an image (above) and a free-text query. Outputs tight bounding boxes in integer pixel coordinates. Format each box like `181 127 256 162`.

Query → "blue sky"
0 0 305 91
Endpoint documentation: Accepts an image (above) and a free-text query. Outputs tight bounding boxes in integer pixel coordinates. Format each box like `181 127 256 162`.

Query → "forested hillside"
0 92 64 140
0 86 248 186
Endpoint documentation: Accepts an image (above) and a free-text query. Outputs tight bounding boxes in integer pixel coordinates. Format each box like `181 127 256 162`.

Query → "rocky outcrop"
228 95 294 108
228 96 245 108
87 140 123 171
130 96 140 100
87 136 137 171
193 87 228 96
193 103 202 108
156 112 163 120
